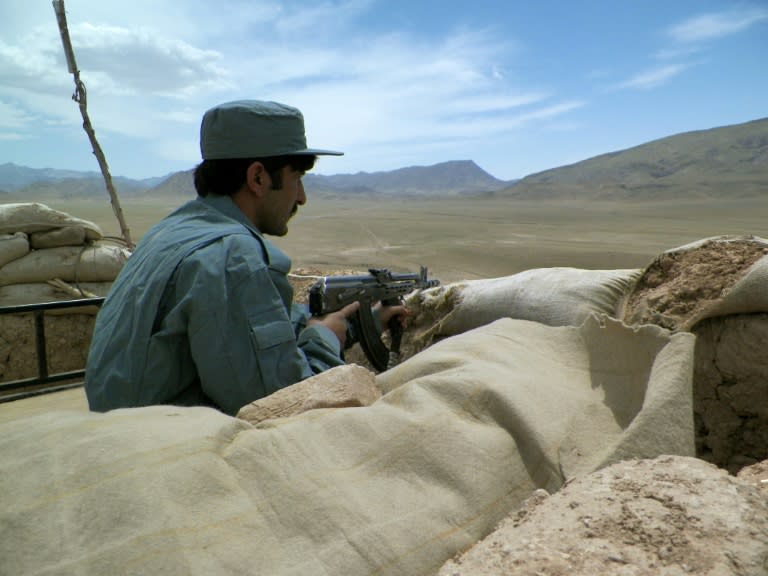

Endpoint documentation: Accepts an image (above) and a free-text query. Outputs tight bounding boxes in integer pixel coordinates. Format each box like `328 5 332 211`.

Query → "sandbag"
0 202 102 240
402 267 641 358
30 226 87 249
0 232 29 267
0 243 130 286
0 387 87 425
605 236 768 472
0 315 695 576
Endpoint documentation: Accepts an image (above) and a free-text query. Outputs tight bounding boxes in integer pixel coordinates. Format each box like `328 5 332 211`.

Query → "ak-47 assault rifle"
308 267 440 371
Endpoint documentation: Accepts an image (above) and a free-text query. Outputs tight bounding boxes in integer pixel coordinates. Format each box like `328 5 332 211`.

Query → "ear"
245 161 268 197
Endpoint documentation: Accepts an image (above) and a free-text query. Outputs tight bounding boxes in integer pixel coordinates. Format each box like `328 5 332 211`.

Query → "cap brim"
300 148 344 156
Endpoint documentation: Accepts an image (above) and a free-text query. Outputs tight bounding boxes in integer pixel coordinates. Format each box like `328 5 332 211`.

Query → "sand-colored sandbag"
0 243 129 286
0 232 29 268
0 315 694 576
236 363 379 424
0 387 88 425
619 235 768 331
29 226 87 249
402 267 641 358
0 202 103 240
611 236 768 472
379 315 696 478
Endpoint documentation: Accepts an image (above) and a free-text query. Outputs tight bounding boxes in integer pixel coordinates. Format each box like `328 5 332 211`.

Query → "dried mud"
0 313 96 387
622 237 768 330
439 456 768 576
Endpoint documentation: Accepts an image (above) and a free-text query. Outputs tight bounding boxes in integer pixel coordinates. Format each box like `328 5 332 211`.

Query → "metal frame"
0 297 104 403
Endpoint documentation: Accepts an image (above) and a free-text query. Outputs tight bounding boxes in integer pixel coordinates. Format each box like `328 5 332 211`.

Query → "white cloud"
440 93 551 117
0 97 55 139
0 33 68 94
69 23 231 96
668 8 768 43
272 0 374 37
0 97 34 142
194 23 546 169
153 136 200 165
653 45 702 61
0 6 232 100
614 64 688 91
0 0 586 178
0 100 36 129
0 9 237 149
613 7 766 95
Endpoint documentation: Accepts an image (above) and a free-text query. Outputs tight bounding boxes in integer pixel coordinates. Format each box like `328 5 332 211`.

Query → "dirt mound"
439 455 768 576
693 312 768 472
621 236 768 330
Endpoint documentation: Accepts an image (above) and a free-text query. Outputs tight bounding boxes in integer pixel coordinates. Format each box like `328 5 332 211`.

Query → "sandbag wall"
617 235 768 473
401 235 768 473
0 203 130 384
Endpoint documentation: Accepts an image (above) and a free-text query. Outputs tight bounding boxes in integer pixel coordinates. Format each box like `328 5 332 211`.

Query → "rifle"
308 267 440 371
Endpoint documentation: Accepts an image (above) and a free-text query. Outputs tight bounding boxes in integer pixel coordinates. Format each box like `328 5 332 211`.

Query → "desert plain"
43 193 768 282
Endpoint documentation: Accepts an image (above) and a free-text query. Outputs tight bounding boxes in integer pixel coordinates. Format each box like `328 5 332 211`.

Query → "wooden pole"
52 0 134 249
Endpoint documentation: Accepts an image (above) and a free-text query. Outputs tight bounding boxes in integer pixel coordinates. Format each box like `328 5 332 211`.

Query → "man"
86 100 402 415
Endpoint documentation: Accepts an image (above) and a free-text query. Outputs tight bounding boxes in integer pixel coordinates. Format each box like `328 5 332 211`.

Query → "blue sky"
0 0 766 181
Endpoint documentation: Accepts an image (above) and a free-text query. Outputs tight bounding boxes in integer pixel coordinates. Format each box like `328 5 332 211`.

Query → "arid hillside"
500 116 768 200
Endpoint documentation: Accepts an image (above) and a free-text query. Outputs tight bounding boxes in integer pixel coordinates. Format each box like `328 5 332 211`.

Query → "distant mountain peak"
303 159 511 196
0 163 103 191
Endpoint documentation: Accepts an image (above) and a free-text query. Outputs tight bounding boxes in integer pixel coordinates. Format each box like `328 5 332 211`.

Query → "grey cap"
200 100 343 159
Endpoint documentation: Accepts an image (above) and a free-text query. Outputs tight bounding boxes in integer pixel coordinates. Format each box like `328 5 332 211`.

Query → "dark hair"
193 155 317 197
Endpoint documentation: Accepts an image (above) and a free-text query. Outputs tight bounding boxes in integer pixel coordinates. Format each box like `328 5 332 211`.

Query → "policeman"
86 100 399 415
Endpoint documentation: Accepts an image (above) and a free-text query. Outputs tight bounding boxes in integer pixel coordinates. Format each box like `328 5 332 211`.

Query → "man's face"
260 165 307 237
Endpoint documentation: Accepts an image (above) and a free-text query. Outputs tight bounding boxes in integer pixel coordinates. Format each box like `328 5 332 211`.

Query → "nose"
297 179 307 205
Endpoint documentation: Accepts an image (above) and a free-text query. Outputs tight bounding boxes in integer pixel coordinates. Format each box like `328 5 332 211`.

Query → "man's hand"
376 303 411 332
308 301 360 348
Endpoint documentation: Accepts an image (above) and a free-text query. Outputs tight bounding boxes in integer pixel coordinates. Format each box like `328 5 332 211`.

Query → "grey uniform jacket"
85 195 344 415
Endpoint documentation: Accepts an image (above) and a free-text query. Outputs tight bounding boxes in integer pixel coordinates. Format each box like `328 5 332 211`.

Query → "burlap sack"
0 315 694 576
402 267 641 358
0 232 29 268
29 226 87 249
0 202 102 240
614 235 768 472
0 243 130 286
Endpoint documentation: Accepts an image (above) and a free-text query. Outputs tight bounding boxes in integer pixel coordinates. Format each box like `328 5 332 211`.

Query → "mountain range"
501 117 768 201
1 116 766 201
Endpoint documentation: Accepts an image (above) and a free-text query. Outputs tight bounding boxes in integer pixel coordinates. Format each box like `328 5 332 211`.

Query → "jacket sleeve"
175 238 345 415
289 303 344 371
